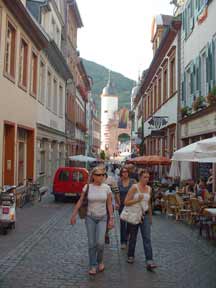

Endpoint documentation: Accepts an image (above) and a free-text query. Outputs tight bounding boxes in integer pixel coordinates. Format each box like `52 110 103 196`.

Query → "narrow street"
0 195 216 288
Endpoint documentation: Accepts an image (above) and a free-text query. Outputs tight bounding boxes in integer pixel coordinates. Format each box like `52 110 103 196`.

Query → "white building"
27 0 72 188
100 75 118 151
179 0 216 178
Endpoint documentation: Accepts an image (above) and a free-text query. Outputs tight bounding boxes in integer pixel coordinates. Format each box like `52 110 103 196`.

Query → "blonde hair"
90 166 106 183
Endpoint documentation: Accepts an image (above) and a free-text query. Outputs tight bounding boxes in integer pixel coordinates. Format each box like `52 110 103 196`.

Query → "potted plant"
180 106 191 118
192 96 206 111
206 86 216 105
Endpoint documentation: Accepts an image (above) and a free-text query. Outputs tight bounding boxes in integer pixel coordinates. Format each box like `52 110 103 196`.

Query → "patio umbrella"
172 136 216 192
69 155 97 163
172 137 216 163
127 155 171 166
169 160 180 178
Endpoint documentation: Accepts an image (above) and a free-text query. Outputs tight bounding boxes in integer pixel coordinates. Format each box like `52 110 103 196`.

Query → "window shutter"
181 72 186 104
209 42 213 90
198 55 201 96
206 45 210 94
193 60 196 99
182 10 186 39
212 39 215 86
190 0 194 32
190 63 194 97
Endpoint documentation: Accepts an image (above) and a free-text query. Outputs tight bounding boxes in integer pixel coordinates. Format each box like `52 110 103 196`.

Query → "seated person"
165 184 176 196
196 178 210 201
161 175 171 186
207 169 213 193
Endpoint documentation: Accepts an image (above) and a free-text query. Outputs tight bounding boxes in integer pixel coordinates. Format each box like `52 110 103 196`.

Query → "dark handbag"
78 184 89 219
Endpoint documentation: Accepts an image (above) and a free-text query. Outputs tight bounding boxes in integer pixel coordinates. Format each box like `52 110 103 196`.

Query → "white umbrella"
172 136 216 192
180 161 192 181
169 160 180 178
69 155 97 163
172 137 216 163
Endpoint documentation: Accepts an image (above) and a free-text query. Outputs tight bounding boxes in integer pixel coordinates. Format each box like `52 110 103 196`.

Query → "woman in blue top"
118 167 136 249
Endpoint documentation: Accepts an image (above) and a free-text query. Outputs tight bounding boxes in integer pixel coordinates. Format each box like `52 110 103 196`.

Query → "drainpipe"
176 26 182 150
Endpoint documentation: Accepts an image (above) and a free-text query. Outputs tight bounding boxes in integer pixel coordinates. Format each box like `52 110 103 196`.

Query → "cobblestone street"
0 196 216 288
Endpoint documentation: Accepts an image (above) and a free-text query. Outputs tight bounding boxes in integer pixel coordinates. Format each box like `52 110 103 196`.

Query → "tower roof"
102 71 116 96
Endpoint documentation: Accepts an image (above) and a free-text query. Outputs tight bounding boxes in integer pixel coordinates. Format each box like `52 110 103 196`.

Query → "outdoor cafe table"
204 208 216 220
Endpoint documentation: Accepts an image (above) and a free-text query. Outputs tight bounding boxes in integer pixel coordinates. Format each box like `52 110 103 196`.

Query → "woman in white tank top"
70 166 114 275
124 169 157 270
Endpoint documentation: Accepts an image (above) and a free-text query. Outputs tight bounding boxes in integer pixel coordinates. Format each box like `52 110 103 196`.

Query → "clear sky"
76 0 174 81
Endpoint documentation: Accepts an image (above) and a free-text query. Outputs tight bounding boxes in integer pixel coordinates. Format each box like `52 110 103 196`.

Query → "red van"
53 167 89 201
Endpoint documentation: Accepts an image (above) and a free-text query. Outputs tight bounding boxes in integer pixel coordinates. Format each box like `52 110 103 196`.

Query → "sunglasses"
94 173 105 176
122 170 128 173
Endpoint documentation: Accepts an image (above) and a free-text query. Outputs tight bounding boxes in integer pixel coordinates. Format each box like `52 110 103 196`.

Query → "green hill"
82 59 134 113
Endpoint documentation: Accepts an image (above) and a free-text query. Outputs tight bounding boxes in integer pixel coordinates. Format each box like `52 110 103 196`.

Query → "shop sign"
150 130 165 137
148 116 168 130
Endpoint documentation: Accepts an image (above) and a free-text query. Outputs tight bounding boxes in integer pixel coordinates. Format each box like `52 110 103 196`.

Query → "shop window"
4 19 16 80
17 128 27 186
19 38 28 89
39 141 46 174
30 50 38 97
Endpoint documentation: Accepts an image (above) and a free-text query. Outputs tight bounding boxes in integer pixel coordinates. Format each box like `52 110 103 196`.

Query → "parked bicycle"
19 178 41 208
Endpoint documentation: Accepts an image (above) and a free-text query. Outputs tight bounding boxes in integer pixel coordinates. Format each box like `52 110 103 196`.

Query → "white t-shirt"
86 183 112 217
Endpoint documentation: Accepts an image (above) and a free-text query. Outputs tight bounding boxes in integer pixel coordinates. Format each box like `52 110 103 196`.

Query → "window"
53 78 58 114
163 68 168 102
158 76 161 107
154 82 157 111
72 171 84 182
59 85 63 117
47 71 52 109
19 38 28 88
39 60 46 104
39 140 46 174
4 20 16 79
170 56 176 96
201 51 207 97
30 51 38 97
59 170 70 181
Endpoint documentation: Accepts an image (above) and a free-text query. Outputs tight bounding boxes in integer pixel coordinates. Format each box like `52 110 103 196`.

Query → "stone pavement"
0 198 216 288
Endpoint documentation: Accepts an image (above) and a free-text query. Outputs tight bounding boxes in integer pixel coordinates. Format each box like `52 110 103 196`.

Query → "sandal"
127 257 134 264
98 263 105 272
146 262 157 270
88 267 97 275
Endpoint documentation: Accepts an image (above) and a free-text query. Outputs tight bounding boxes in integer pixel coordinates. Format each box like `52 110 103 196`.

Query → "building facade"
180 0 216 147
134 15 181 159
26 0 73 188
0 0 48 187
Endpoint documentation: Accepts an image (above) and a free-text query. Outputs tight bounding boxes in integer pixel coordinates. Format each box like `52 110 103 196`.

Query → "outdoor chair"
175 195 191 221
167 194 178 219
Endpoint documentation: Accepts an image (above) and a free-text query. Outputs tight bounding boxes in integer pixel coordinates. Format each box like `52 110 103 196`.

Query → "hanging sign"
148 116 168 130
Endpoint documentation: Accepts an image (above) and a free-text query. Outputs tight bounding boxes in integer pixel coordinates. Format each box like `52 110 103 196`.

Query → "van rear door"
55 168 71 195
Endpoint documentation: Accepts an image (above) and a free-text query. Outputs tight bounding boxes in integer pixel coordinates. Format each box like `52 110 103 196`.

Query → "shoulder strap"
136 183 140 193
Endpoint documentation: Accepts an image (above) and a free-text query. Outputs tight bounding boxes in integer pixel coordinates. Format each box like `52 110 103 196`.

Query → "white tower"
101 72 118 151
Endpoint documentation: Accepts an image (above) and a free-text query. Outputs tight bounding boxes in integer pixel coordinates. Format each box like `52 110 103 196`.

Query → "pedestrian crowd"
70 163 157 276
